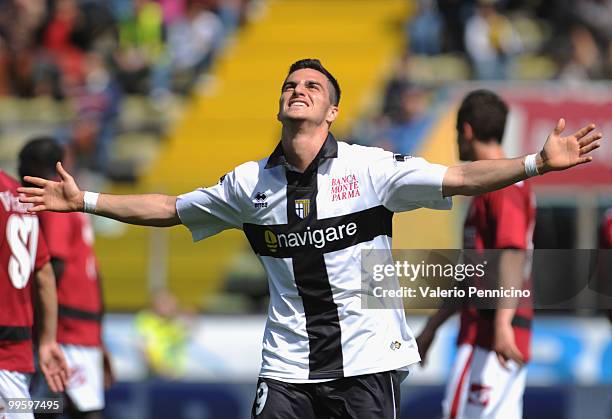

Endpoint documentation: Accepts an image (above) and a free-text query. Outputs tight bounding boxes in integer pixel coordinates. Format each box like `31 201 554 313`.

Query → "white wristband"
83 191 99 214
524 153 540 178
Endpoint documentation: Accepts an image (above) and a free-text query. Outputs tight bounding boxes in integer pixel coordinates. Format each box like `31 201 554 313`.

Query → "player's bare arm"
18 162 180 227
442 119 602 197
34 261 70 393
416 306 458 366
494 249 527 369
102 345 115 389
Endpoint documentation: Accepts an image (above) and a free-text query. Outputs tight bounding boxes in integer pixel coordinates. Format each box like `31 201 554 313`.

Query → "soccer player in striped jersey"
417 90 535 419
18 60 602 419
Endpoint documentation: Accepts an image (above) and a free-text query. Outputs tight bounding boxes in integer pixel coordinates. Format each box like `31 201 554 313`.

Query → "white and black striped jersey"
176 134 451 383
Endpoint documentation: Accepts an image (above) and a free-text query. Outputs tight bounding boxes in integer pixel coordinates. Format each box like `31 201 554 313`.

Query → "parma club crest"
295 199 310 219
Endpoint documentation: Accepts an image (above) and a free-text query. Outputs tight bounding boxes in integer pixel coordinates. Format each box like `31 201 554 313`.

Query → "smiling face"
277 68 338 127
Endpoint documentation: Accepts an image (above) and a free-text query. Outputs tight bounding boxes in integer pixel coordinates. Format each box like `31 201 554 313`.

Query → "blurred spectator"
575 0 612 44
437 0 473 53
350 114 390 149
381 53 412 121
464 0 522 79
375 84 435 154
351 54 435 154
32 1 115 99
215 0 249 37
558 24 604 81
366 52 436 151
407 0 443 55
151 0 224 98
158 0 187 26
71 52 122 174
575 0 612 77
71 1 117 53
115 0 164 94
350 55 402 147
135 289 190 379
41 0 87 94
0 0 47 96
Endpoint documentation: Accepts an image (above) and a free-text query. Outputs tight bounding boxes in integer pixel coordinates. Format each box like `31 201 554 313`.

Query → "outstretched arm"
18 162 180 227
443 119 602 197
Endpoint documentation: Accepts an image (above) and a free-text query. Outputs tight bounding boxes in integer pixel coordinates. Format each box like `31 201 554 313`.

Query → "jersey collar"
265 133 339 170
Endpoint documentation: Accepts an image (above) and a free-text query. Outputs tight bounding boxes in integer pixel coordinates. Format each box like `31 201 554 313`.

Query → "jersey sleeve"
176 170 244 242
367 152 452 212
487 186 528 249
38 211 72 260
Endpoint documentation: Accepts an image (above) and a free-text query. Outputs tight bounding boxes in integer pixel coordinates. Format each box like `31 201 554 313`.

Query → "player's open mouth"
289 100 308 107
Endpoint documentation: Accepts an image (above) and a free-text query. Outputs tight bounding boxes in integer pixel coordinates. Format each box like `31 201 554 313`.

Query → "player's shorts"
0 369 33 419
61 344 104 412
31 345 104 413
442 343 527 419
252 370 401 419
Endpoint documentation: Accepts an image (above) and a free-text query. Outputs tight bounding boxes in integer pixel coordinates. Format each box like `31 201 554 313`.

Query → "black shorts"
251 370 401 419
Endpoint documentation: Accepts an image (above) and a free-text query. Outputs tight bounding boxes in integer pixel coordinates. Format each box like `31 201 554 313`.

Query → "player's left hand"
38 341 70 393
539 119 602 173
493 322 524 370
102 346 115 389
415 328 436 367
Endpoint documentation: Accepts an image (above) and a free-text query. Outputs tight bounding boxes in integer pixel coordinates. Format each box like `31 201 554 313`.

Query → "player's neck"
280 124 329 172
473 141 505 160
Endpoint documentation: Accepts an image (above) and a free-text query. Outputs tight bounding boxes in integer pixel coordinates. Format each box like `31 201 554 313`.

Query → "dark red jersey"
38 211 102 346
458 181 536 362
0 171 50 372
601 209 612 249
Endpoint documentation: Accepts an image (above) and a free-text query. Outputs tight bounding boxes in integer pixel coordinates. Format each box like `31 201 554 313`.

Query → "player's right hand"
17 162 83 213
416 328 435 367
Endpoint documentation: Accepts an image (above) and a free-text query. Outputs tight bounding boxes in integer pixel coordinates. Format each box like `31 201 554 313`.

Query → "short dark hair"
287 58 341 106
18 137 64 184
456 89 508 144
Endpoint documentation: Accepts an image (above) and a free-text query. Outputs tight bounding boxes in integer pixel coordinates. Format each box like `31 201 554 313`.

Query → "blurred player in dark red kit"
600 209 612 323
0 170 69 419
417 90 535 419
601 209 612 249
19 138 113 419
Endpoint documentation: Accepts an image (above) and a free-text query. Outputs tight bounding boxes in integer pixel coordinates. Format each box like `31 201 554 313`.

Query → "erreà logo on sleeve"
264 223 357 253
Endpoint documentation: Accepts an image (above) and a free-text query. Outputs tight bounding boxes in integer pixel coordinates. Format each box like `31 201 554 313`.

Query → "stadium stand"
0 0 258 309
